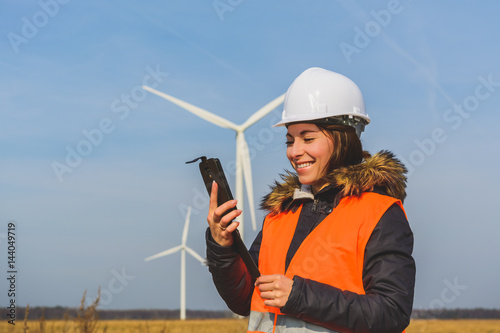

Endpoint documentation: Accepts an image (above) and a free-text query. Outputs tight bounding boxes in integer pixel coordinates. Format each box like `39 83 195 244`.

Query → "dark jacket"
206 151 416 333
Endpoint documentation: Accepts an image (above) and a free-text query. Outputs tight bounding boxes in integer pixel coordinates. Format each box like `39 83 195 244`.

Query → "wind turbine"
145 207 204 320
143 84 285 240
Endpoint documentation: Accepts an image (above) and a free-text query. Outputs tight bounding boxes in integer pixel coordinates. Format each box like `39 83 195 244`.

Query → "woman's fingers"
255 274 294 308
215 200 239 222
209 181 219 213
220 220 240 234
207 180 242 246
218 209 241 229
209 181 239 223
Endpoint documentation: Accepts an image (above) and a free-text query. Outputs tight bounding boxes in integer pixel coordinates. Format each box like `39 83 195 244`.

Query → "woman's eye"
285 141 293 146
304 137 314 142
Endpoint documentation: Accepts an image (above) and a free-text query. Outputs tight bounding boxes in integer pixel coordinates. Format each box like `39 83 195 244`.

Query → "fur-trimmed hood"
260 150 407 215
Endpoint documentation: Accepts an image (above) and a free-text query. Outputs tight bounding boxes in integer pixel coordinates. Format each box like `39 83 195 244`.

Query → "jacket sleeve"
281 203 416 333
205 228 262 316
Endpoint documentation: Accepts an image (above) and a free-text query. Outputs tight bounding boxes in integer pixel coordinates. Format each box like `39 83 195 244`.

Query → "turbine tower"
143 84 285 240
145 207 204 320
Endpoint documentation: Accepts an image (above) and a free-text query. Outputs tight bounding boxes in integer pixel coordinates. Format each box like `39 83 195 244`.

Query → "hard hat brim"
272 114 370 127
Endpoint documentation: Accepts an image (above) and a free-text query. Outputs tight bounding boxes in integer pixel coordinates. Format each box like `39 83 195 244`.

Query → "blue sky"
1 0 500 312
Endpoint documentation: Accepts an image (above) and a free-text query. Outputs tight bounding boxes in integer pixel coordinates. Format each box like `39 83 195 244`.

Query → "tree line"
0 306 234 321
411 308 500 319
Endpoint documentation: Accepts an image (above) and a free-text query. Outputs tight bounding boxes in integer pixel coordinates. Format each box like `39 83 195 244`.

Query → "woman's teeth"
297 162 313 169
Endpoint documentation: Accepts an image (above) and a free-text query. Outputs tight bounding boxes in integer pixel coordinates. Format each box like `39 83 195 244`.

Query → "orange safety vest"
248 192 405 333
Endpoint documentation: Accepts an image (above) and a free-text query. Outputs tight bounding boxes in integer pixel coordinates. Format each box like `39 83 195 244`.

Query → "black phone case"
199 158 236 218
187 156 261 279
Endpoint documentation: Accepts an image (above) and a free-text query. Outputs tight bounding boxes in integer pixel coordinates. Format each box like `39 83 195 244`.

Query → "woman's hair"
314 123 370 172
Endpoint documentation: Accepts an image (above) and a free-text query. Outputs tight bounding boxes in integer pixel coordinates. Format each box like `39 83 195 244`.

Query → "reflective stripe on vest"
248 192 403 332
248 310 341 333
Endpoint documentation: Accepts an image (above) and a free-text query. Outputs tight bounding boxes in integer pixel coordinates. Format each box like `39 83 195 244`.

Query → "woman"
206 67 415 333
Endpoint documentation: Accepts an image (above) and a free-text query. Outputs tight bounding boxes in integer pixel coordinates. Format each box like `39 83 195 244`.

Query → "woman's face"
286 123 334 194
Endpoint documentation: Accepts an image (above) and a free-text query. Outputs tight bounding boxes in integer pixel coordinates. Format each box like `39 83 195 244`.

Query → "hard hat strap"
309 116 367 138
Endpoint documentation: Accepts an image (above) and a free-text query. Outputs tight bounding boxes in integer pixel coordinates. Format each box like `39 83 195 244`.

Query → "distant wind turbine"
145 207 204 320
143 84 285 240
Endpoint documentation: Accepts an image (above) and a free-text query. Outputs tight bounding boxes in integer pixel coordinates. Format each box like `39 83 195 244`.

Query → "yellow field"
1 319 247 333
2 318 500 333
407 319 500 333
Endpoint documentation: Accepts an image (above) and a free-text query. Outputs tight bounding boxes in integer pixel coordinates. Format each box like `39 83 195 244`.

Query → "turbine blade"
143 85 239 130
144 245 182 262
185 246 206 264
181 207 192 246
241 93 285 130
240 135 257 231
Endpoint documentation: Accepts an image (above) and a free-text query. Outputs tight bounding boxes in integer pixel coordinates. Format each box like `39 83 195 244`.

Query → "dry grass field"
407 319 500 333
2 319 500 333
0 319 247 333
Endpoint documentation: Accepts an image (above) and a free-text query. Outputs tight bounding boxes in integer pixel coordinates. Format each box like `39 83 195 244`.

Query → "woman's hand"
255 274 294 308
207 181 242 247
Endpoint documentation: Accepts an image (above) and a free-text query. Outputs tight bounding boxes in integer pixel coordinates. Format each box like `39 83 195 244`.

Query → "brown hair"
314 123 370 172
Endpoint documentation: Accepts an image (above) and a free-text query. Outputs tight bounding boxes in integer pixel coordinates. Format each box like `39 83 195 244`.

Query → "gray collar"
292 185 315 201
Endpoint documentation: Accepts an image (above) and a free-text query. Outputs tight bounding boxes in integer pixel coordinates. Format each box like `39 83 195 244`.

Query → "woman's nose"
289 141 304 159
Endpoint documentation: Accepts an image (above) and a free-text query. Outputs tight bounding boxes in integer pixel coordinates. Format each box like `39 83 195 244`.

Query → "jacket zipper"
311 198 319 212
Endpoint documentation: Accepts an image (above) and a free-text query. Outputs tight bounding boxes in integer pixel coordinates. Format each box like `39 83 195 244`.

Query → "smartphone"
187 156 261 279
198 157 236 220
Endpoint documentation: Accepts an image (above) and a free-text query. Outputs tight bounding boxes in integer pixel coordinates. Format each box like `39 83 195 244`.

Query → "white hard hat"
274 67 370 137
